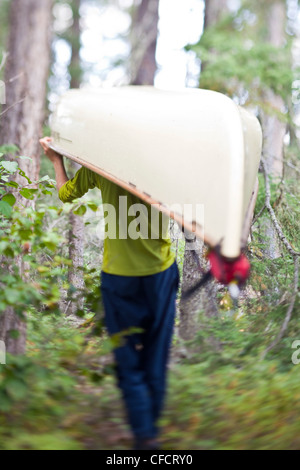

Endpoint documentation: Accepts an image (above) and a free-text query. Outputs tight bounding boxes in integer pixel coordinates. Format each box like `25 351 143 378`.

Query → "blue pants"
101 262 179 441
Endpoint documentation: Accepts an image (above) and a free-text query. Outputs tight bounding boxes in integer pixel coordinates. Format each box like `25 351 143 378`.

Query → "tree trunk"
70 0 82 90
130 0 160 85
179 0 227 341
0 0 52 354
261 0 287 259
0 0 52 190
262 0 286 180
204 0 229 29
179 235 218 341
65 0 85 317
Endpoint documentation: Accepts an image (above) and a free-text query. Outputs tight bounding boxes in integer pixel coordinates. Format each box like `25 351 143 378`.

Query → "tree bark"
0 0 52 190
69 0 82 90
262 0 286 180
0 0 52 354
204 0 229 29
130 0 160 85
178 0 227 341
65 0 85 317
179 235 218 341
261 0 287 259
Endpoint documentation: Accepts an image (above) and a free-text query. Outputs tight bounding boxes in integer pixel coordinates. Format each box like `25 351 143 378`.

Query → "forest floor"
72 343 191 451
2 310 300 451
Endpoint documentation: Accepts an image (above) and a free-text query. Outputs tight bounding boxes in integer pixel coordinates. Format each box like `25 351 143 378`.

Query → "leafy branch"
0 153 56 217
261 256 299 360
261 158 300 257
0 97 26 118
256 157 300 358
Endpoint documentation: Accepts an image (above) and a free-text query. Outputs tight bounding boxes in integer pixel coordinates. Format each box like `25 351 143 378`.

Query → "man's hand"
39 137 62 163
39 136 69 190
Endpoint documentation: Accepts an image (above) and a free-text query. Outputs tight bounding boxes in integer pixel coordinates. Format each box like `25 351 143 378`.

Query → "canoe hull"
50 86 262 258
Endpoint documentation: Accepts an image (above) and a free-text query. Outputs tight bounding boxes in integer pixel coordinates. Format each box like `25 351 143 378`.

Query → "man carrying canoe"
40 136 180 451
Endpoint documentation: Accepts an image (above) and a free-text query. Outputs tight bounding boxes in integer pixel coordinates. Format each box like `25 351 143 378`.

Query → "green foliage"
0 145 117 449
1 0 300 448
0 307 122 450
186 8 295 107
2 432 83 451
162 359 300 450
0 148 103 319
193 39 292 102
0 149 68 316
0 319 88 450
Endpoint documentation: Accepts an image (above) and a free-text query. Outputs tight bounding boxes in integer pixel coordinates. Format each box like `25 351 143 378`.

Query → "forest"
0 0 300 451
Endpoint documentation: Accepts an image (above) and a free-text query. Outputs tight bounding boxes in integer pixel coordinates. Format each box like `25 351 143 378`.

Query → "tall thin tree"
66 0 85 317
130 0 160 85
179 0 224 341
260 0 287 259
204 0 230 28
0 0 53 354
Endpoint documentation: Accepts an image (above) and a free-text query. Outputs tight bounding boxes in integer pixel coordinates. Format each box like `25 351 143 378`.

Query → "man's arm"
39 137 68 190
39 136 98 203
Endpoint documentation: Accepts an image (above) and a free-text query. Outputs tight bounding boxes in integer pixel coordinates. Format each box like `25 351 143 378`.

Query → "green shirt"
59 166 175 276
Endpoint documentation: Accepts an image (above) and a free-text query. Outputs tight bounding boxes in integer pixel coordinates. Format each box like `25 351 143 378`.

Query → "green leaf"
19 229 32 241
73 205 87 216
0 144 19 155
0 241 9 252
0 161 18 173
9 329 20 339
44 242 58 252
4 247 15 258
18 169 32 184
18 155 33 161
4 288 20 304
5 181 19 189
87 202 99 212
2 194 16 207
5 378 27 400
38 175 51 182
0 201 13 217
19 188 38 200
37 266 50 274
0 391 12 412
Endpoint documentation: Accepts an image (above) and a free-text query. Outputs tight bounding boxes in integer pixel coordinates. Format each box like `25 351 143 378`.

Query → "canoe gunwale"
50 143 253 259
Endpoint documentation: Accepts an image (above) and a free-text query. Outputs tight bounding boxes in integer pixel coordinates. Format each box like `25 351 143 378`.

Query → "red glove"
207 250 250 286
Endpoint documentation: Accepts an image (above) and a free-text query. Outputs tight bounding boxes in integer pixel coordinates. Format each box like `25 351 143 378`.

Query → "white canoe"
50 86 262 259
